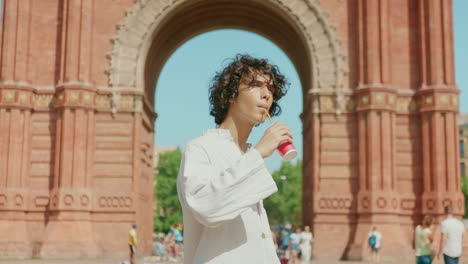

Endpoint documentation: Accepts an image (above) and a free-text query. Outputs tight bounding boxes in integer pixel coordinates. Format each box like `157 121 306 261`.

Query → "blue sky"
155 1 468 171
154 30 302 170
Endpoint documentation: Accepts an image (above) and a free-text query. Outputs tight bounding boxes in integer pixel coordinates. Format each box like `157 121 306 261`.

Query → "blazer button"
261 233 266 239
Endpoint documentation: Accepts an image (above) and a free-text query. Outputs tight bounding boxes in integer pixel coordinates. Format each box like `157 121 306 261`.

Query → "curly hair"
209 54 289 125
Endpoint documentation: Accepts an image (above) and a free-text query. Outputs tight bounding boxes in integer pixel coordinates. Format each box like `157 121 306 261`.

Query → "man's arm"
438 232 447 259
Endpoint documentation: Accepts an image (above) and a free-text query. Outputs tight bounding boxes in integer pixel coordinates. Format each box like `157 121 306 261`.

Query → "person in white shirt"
177 54 292 264
437 205 465 264
368 226 382 264
300 225 313 264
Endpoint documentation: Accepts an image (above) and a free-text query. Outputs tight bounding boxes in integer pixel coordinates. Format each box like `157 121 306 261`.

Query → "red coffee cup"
277 141 297 161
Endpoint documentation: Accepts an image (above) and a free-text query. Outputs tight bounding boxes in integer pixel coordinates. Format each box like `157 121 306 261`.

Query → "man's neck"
219 117 253 151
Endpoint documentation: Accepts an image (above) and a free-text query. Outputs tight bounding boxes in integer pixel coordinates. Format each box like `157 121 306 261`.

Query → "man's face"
228 72 274 126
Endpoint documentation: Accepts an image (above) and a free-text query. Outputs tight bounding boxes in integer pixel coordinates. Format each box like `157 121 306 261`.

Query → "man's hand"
254 122 293 158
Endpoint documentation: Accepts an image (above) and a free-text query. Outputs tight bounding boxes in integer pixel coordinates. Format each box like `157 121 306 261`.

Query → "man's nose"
261 87 271 100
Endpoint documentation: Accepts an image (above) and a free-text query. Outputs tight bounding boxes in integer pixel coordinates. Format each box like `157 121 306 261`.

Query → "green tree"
264 160 302 227
462 176 468 218
154 149 182 232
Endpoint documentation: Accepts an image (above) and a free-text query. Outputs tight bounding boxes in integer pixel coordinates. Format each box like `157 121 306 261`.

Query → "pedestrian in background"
300 225 313 264
128 224 137 264
288 227 302 264
437 205 465 264
415 215 435 264
368 226 382 264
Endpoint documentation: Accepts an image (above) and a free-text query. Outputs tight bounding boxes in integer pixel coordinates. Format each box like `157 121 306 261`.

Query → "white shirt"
177 129 279 264
441 216 465 258
300 231 313 249
368 231 382 249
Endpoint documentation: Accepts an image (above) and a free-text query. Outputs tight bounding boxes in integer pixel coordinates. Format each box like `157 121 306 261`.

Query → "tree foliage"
154 149 182 232
264 160 303 227
462 176 468 218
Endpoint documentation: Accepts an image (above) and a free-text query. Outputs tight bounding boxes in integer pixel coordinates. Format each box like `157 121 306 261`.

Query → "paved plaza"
3 257 468 264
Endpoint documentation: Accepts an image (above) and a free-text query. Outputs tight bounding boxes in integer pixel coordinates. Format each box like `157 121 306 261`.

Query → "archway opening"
152 28 304 231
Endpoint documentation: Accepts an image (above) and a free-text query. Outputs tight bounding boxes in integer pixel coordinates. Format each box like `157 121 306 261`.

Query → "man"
177 54 291 263
128 224 137 264
368 226 382 264
438 205 465 264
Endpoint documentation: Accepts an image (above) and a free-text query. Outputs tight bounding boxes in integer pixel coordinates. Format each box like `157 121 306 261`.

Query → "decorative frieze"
0 88 146 113
418 91 458 112
357 192 400 213
309 92 459 114
48 189 92 211
0 89 33 109
314 194 355 213
0 189 28 211
95 193 134 212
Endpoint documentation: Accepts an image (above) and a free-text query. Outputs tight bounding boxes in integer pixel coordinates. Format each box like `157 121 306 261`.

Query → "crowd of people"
151 223 185 262
129 204 465 264
272 224 314 264
367 205 465 264
148 222 315 264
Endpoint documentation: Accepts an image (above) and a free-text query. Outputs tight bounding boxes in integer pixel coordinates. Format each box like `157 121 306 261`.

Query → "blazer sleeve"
179 141 278 227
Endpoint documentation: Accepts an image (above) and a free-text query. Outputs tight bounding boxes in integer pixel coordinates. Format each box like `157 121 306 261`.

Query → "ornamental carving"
18 92 29 104
34 196 50 207
318 197 352 210
426 199 435 210
64 194 74 206
400 199 416 210
360 95 369 106
452 95 458 106
376 197 387 208
361 196 370 209
33 94 54 108
3 90 15 102
375 93 384 104
98 196 132 208
95 94 111 109
14 194 24 206
80 195 90 206
0 194 7 206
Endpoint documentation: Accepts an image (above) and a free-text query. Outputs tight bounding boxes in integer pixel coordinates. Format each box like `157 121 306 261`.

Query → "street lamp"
279 175 287 193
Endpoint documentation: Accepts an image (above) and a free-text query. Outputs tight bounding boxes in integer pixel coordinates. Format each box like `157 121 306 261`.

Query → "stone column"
0 0 34 257
417 0 463 218
39 0 99 258
301 94 320 227
347 0 410 260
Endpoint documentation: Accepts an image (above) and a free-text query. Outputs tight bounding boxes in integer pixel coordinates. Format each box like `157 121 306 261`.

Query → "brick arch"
106 0 348 114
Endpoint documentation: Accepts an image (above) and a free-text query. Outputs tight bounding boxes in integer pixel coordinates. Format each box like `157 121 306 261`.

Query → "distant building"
460 114 468 178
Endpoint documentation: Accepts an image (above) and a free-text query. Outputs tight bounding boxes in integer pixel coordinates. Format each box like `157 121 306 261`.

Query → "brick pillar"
346 0 411 260
0 0 34 257
301 95 320 228
39 0 99 258
417 0 463 219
